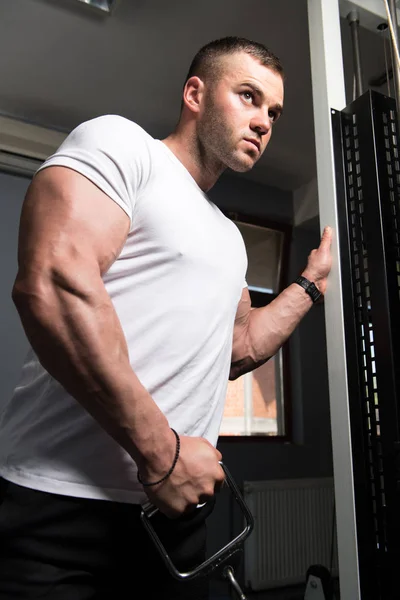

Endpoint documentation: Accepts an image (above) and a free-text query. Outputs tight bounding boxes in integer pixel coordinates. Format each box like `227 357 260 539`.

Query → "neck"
161 122 225 192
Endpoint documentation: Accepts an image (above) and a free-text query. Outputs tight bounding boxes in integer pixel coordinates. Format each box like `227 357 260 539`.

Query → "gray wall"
209 173 293 224
0 172 30 407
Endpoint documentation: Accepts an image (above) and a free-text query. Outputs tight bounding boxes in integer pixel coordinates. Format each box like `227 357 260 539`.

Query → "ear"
182 76 204 114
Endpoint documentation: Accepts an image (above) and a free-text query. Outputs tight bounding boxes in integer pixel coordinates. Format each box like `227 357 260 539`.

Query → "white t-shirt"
0 115 247 504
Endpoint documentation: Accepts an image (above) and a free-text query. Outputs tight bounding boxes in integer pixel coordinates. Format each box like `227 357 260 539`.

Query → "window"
219 213 291 439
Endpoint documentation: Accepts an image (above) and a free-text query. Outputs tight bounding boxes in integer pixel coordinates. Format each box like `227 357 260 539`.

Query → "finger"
214 477 226 494
214 461 226 493
319 226 333 250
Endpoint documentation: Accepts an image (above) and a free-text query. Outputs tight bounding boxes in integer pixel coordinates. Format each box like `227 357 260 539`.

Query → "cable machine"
308 1 400 598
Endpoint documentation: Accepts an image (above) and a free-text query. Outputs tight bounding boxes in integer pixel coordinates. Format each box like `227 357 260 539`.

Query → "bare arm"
13 166 223 516
230 226 332 380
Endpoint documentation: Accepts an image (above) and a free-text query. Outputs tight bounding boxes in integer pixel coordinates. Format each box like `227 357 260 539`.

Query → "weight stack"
332 90 400 600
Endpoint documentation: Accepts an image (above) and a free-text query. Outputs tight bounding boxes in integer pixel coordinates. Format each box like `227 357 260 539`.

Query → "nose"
250 108 272 137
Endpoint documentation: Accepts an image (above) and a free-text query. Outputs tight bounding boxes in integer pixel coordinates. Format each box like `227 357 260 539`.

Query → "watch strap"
294 275 322 303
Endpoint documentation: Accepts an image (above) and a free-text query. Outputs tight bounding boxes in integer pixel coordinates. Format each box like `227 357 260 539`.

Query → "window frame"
219 210 293 443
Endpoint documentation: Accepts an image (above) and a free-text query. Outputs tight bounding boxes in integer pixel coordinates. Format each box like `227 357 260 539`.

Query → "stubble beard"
197 101 256 174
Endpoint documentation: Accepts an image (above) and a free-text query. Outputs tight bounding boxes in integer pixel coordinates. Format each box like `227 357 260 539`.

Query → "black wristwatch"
294 275 322 303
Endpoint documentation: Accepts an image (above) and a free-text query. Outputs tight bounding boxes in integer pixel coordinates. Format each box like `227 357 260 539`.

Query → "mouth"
244 138 261 153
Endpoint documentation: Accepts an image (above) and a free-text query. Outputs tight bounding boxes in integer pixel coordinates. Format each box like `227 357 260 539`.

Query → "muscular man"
0 37 332 599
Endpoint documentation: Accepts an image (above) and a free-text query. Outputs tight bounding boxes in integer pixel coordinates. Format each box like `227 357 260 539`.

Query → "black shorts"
0 477 211 599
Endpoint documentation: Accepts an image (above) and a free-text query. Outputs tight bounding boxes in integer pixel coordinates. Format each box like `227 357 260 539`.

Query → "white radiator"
243 477 338 591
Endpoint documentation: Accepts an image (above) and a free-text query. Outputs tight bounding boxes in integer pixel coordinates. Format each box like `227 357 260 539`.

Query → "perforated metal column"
332 90 400 600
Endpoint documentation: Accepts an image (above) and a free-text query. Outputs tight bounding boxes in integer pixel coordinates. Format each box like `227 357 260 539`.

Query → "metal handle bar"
140 461 254 581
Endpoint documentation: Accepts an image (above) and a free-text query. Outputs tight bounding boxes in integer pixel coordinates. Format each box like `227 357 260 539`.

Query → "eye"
269 110 278 123
241 91 254 103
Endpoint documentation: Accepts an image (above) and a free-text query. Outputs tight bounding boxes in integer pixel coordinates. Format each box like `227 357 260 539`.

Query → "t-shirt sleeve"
36 115 152 229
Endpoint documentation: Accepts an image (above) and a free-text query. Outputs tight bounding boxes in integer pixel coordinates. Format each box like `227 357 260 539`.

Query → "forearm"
230 282 313 379
12 271 172 471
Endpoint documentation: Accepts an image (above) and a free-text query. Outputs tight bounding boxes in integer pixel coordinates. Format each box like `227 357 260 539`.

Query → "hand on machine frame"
302 225 333 296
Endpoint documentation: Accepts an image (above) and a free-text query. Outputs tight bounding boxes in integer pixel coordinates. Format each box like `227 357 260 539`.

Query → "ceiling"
0 0 392 192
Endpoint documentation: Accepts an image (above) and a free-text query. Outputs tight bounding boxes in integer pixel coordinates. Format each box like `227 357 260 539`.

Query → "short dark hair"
183 36 284 87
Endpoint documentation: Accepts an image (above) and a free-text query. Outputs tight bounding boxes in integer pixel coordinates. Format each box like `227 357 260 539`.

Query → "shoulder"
56 115 156 179
67 115 153 147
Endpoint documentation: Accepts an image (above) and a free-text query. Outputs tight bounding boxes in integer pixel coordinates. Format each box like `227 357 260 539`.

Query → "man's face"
197 52 284 172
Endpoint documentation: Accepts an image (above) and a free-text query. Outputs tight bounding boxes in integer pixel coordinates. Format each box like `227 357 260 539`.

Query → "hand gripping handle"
140 462 254 580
